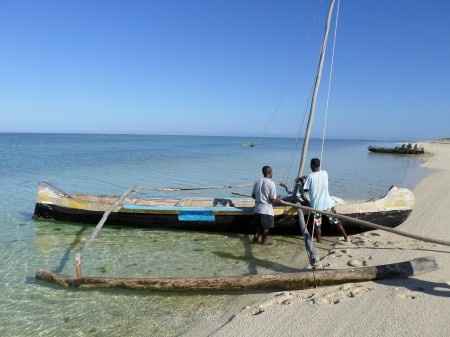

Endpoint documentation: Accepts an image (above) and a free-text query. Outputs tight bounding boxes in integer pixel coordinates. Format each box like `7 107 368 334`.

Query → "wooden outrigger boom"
280 200 450 247
36 257 437 291
74 187 136 278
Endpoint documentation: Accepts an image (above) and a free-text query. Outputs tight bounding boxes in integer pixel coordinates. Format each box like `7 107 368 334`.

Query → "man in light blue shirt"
303 158 348 242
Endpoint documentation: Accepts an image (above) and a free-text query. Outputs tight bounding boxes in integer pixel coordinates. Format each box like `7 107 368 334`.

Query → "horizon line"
0 131 426 142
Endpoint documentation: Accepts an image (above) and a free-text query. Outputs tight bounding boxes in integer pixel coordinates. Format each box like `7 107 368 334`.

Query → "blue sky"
1 0 449 139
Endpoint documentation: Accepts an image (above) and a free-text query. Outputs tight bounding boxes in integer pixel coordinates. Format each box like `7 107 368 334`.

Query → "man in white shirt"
303 158 348 242
252 165 280 245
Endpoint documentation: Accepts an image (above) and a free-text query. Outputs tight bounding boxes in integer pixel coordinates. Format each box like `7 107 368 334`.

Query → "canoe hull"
34 202 412 235
33 182 414 235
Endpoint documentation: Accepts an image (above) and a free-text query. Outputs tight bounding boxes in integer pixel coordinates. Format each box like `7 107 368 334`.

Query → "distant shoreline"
0 131 427 143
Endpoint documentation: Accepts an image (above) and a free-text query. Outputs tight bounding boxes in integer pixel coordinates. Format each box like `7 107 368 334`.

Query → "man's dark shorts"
258 214 275 230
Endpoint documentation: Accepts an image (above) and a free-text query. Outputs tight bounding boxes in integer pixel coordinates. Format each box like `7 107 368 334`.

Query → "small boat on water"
368 144 425 155
34 182 414 235
241 142 256 148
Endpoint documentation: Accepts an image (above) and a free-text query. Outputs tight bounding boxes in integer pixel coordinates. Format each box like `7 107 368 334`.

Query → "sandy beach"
187 142 450 337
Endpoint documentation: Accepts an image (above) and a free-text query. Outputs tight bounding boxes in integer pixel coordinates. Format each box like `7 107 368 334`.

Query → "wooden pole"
298 0 336 178
36 257 437 291
74 186 136 278
86 186 136 245
233 192 450 247
280 200 450 247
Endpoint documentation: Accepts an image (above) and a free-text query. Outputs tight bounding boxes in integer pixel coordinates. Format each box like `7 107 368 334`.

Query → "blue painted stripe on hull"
178 211 215 222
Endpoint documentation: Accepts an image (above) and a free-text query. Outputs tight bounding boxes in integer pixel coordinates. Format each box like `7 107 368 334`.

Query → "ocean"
0 133 426 337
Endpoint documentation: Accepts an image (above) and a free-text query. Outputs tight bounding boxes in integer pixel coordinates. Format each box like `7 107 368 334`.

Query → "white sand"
186 142 450 337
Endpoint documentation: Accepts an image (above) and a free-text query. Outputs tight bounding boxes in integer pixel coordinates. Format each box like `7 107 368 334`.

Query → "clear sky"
1 0 449 139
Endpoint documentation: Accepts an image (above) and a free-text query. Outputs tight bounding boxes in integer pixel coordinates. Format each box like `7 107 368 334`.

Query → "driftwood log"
36 256 437 291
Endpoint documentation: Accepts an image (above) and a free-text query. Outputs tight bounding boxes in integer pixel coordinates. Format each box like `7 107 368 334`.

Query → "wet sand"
186 142 450 337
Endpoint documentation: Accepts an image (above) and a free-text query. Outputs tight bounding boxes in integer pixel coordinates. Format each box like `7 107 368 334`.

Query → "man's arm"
303 175 311 192
269 181 282 206
251 182 257 199
298 176 311 203
279 182 292 194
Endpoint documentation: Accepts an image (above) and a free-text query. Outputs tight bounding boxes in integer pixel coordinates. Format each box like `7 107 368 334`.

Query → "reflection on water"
0 134 427 336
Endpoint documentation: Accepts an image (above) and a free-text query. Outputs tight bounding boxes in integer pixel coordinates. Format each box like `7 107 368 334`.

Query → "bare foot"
262 236 273 245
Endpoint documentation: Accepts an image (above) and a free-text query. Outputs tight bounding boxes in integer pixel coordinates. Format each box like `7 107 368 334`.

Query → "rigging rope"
320 0 341 166
69 175 254 196
135 183 253 194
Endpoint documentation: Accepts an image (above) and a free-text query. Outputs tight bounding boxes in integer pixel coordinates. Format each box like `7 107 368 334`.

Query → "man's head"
262 165 273 178
310 158 321 172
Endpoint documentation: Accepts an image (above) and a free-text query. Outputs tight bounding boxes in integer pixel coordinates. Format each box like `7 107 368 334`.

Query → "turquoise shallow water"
0 134 426 336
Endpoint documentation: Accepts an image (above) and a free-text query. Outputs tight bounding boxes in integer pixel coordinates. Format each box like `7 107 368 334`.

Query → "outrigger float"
36 257 437 291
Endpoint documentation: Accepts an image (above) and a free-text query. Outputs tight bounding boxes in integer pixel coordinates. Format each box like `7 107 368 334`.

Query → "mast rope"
320 0 341 165
70 175 254 195
135 183 254 194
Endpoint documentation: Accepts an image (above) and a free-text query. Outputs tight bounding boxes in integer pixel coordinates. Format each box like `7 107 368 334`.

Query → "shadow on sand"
377 277 450 298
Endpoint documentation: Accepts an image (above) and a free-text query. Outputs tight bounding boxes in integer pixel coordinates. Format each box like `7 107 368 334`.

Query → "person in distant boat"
302 158 348 242
251 165 281 245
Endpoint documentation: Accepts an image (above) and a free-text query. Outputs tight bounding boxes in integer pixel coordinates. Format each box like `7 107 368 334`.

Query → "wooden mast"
297 0 337 178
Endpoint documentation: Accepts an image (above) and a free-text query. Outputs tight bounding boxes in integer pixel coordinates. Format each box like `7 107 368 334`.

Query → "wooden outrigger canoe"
368 145 425 155
33 182 415 235
35 257 437 291
33 1 439 294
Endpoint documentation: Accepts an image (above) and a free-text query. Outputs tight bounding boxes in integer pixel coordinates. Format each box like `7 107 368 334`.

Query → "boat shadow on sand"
376 278 450 298
316 238 450 298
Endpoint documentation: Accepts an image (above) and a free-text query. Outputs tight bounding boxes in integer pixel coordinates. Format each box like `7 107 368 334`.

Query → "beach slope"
190 142 450 337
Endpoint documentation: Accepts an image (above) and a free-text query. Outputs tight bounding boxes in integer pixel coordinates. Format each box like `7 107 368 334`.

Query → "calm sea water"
0 134 426 337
